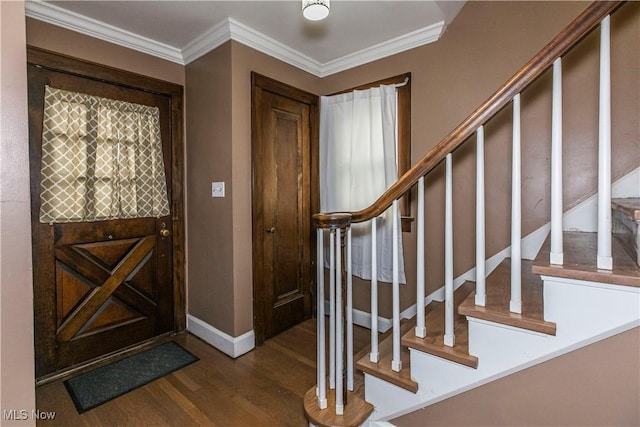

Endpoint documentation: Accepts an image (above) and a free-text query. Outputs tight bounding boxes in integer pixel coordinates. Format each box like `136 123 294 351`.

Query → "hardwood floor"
36 319 370 426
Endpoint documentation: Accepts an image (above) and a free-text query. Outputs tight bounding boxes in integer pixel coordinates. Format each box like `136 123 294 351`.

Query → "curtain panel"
39 86 170 223
320 85 406 284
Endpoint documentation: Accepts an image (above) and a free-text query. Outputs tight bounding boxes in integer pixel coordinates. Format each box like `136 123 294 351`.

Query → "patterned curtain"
39 86 170 223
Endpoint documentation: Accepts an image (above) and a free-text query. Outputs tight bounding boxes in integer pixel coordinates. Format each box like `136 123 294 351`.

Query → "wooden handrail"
314 0 623 228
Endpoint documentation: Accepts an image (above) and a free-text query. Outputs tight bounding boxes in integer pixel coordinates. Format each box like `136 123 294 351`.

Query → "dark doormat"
64 341 199 414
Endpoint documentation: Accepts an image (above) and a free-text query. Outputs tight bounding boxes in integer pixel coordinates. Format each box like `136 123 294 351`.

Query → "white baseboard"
353 306 393 333
324 301 394 333
187 314 255 358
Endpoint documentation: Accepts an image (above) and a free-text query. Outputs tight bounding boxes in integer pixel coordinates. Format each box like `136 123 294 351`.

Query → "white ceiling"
25 1 465 77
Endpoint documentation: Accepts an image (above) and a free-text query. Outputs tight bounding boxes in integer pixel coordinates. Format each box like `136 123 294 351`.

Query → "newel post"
312 212 352 415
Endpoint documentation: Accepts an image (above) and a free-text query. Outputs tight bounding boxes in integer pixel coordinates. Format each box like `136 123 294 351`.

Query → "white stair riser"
543 277 640 337
364 374 423 422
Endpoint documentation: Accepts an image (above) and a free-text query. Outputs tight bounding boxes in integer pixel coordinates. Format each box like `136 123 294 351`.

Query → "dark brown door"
28 50 184 379
252 73 318 344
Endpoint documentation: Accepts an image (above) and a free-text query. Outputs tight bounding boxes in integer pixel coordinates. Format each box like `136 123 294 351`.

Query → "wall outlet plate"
212 181 225 198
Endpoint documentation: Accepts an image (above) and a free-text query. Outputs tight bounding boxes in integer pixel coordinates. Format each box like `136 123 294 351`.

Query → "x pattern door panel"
45 219 173 372
55 235 156 341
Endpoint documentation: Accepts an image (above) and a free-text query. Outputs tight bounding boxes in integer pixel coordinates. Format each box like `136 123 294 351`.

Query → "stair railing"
310 0 624 418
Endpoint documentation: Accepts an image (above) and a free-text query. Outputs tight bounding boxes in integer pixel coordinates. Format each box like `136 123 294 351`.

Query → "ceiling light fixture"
302 0 330 21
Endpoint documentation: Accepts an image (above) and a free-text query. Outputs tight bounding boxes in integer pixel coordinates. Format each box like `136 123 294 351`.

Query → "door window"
39 86 170 223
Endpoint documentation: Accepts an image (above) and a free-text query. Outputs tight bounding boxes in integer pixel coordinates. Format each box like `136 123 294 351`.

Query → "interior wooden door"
252 73 318 344
28 49 184 379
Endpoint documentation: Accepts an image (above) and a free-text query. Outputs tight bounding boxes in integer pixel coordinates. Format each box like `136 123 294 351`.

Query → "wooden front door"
28 48 185 379
252 73 318 344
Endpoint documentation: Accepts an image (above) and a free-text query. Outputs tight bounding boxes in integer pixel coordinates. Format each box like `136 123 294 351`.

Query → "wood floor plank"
171 368 202 392
146 378 215 426
181 339 309 426
36 319 372 426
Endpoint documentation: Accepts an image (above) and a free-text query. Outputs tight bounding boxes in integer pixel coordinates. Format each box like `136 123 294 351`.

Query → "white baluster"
416 177 427 337
335 228 343 415
346 227 353 391
391 200 402 372
444 153 455 347
329 230 335 389
475 126 486 306
550 58 564 266
316 229 327 409
510 94 522 314
597 15 613 270
370 218 379 363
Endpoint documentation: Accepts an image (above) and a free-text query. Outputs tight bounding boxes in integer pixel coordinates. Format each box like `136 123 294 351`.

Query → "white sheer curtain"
320 85 406 284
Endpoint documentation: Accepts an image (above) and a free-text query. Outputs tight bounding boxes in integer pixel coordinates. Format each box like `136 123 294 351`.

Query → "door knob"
160 222 170 237
266 227 276 233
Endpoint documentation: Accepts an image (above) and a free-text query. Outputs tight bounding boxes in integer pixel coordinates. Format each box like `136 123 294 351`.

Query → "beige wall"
185 40 320 336
392 327 640 426
185 42 235 333
1 2 36 425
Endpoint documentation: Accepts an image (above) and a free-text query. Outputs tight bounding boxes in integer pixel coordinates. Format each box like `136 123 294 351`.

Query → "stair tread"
401 281 478 368
356 318 418 393
532 231 640 287
459 259 557 335
612 198 640 221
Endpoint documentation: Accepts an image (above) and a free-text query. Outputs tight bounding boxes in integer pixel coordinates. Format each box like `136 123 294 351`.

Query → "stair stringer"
363 277 639 422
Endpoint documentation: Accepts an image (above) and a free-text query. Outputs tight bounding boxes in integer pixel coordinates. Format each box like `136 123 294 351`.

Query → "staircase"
363 227 639 421
304 2 639 425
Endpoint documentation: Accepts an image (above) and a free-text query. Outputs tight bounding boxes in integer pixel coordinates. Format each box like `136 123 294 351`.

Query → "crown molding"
318 20 445 77
182 18 231 65
25 1 446 76
182 18 322 76
226 18 322 76
25 0 184 64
